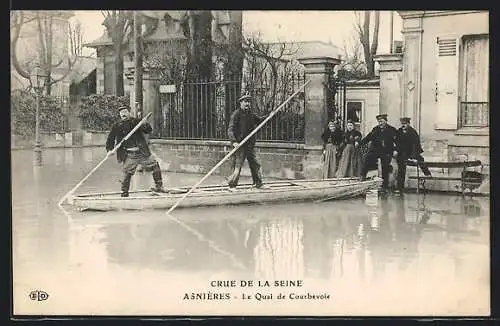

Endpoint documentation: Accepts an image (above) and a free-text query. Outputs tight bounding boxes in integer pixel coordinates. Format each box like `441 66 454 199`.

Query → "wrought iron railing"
459 102 489 128
157 72 306 143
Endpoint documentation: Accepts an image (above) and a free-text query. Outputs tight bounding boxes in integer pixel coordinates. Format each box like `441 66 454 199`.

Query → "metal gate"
326 73 347 129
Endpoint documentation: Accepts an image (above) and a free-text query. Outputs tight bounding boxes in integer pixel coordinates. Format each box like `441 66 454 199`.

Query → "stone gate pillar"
125 67 161 133
142 68 161 133
297 56 341 178
373 54 403 127
297 56 341 147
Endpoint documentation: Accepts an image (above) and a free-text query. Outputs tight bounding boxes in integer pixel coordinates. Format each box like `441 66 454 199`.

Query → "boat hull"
69 178 382 211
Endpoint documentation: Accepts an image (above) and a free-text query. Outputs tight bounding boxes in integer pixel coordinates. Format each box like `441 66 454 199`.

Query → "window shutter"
435 36 459 130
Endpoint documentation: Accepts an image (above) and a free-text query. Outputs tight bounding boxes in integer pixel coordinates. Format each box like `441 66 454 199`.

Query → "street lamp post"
30 66 47 166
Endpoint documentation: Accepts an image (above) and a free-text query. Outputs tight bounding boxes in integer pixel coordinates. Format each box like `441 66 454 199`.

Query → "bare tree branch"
10 11 30 79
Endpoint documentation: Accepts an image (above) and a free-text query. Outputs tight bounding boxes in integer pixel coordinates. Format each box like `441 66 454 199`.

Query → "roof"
266 41 342 61
140 10 187 21
84 32 113 47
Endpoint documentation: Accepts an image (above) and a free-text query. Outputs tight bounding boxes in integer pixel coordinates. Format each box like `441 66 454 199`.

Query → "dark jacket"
227 108 264 147
341 129 362 146
360 124 398 155
395 126 424 159
321 127 344 148
106 117 153 163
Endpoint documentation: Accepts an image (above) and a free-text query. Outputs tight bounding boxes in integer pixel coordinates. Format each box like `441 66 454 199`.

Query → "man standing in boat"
227 92 266 189
106 106 167 197
359 114 399 192
394 117 431 193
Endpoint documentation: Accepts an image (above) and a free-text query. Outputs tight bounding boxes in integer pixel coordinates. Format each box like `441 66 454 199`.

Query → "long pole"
57 112 153 207
165 79 311 215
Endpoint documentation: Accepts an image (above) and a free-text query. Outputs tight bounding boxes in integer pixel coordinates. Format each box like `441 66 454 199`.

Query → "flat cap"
117 106 130 112
237 93 252 102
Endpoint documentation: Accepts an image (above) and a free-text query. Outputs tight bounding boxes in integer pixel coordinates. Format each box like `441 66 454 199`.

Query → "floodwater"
12 147 490 316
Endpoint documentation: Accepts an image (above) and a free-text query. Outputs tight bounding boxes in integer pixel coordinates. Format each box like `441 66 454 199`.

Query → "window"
460 34 489 128
435 34 489 130
346 101 362 130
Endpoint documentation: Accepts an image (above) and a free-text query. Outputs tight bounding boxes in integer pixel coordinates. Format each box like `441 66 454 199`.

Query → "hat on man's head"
376 114 388 121
400 117 411 123
117 106 130 112
238 92 252 102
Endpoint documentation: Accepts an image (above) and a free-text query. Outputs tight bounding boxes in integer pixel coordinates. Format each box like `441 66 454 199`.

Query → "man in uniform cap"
105 105 167 197
395 117 431 193
226 92 266 189
359 113 399 192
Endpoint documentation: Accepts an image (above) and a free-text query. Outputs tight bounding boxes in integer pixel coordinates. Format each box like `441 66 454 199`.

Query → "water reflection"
11 148 490 315
60 192 487 286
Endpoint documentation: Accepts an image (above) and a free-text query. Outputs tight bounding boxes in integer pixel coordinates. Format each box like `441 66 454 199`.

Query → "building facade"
374 10 489 192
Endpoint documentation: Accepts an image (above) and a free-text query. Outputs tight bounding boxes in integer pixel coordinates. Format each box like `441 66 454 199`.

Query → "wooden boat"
67 177 382 212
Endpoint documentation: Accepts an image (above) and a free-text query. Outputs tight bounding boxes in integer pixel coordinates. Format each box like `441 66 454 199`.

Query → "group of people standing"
321 119 363 179
321 113 431 193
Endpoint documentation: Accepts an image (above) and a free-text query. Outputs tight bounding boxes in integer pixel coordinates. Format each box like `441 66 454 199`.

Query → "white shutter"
435 36 459 130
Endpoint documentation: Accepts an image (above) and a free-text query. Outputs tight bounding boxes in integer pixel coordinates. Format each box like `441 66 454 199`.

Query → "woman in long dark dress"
321 120 344 179
336 120 363 177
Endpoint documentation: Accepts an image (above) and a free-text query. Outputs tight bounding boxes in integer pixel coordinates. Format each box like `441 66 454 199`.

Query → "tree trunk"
184 11 214 138
134 11 143 116
368 10 380 78
224 11 243 128
114 42 125 96
361 11 372 78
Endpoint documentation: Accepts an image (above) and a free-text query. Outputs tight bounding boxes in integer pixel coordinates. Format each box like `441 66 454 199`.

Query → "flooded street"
12 147 490 316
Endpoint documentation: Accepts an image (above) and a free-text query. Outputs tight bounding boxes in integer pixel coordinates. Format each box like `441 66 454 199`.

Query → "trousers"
361 152 392 189
121 151 163 195
396 154 431 190
227 145 263 188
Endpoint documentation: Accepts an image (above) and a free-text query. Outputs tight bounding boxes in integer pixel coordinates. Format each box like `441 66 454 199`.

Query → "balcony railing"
459 102 489 128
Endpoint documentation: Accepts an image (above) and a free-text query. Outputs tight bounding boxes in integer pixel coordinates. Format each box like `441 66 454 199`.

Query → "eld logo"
29 290 49 301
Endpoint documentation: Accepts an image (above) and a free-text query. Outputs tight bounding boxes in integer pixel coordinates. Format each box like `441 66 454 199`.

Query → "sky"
73 10 403 57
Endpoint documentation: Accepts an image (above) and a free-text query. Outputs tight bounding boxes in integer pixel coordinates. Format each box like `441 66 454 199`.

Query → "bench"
406 159 484 195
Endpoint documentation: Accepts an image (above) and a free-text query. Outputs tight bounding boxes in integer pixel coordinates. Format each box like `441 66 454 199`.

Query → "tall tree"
354 10 380 78
101 10 132 96
11 11 81 95
181 10 215 138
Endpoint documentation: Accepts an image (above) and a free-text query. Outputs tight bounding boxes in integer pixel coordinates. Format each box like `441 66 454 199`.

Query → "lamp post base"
34 143 43 166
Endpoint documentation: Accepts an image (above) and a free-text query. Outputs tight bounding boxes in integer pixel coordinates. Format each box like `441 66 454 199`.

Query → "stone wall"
149 139 323 180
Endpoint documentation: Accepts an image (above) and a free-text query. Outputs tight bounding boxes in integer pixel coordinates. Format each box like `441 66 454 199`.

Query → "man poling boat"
164 80 312 216
58 110 155 207
105 106 167 197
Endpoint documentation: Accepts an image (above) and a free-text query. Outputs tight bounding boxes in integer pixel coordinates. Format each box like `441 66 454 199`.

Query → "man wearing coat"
359 114 399 192
226 93 266 189
106 106 167 197
395 117 431 193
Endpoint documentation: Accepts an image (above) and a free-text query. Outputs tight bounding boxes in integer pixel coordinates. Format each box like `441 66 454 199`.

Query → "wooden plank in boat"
74 177 363 199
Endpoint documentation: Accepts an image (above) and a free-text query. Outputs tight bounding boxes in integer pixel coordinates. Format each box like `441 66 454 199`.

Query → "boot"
121 173 133 197
151 169 167 193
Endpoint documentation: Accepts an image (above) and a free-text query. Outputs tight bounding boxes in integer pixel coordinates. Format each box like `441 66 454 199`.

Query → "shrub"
11 90 67 136
77 94 130 131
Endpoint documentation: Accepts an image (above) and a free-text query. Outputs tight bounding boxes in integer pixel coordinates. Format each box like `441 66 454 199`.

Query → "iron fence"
157 71 307 143
459 102 489 128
